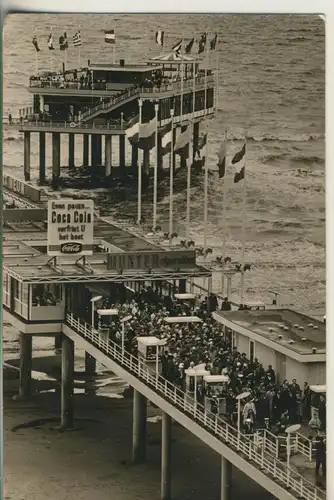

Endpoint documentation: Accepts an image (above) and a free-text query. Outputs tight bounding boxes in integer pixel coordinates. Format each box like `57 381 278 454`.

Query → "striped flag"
32 35 40 52
59 32 68 51
48 33 55 50
198 33 206 54
217 139 226 178
194 133 207 167
185 38 194 54
125 115 139 145
172 39 182 56
73 31 82 47
155 30 164 46
105 30 115 44
161 120 172 156
210 33 218 50
232 143 246 183
174 125 190 159
138 116 157 150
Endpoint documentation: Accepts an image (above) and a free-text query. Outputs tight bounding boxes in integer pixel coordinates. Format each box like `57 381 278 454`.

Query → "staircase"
79 86 140 123
63 312 325 500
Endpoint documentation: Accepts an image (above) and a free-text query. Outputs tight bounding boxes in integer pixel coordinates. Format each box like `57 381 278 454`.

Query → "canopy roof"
149 52 195 63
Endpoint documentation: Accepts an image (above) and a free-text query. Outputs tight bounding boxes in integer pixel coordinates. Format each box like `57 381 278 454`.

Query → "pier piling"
105 135 112 176
132 390 147 463
24 131 31 181
143 149 150 175
18 333 32 398
119 135 126 172
161 412 172 500
131 143 138 170
60 335 74 430
52 132 61 188
39 132 46 184
68 133 75 169
178 279 186 294
83 134 89 166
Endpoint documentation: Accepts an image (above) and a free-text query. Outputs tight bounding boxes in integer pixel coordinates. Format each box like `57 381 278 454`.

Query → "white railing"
294 432 316 462
65 312 325 500
14 298 28 319
255 429 316 463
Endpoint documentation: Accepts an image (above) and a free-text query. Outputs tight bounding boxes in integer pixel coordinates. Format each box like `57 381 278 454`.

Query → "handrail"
19 120 126 131
65 312 324 500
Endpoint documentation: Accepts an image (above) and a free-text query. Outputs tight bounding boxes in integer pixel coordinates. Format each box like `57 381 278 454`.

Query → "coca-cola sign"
61 243 82 254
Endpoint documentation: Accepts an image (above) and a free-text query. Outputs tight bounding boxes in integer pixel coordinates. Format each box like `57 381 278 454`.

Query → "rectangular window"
249 340 255 361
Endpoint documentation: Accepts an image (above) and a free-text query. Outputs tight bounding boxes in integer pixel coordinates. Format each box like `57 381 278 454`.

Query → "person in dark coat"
221 297 232 311
318 396 326 431
315 436 326 476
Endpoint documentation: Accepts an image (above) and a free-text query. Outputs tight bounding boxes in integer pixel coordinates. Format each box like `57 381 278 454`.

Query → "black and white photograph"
2 12 326 500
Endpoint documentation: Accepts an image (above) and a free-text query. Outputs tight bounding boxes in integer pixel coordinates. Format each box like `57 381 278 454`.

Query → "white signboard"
47 199 94 256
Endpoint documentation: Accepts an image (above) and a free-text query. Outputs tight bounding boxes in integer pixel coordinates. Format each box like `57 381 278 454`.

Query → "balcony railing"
19 119 127 131
65 311 325 500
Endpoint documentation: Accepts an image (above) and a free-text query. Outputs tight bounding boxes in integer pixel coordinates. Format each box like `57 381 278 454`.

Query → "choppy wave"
259 153 289 163
232 132 324 142
291 155 324 165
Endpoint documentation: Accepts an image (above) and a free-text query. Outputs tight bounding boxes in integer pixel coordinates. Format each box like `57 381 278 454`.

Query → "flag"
217 140 226 178
73 31 82 47
198 33 206 54
138 116 157 150
59 32 68 51
231 143 246 164
232 143 246 183
105 30 115 44
155 30 164 46
210 33 218 50
125 115 139 146
172 39 182 56
185 38 194 54
194 133 207 167
174 125 190 159
32 35 40 52
161 120 172 156
48 33 55 50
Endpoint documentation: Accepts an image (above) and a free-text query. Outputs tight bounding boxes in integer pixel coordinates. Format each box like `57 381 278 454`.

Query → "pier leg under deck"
161 412 172 500
18 333 32 399
193 122 199 160
60 335 74 430
52 132 61 189
178 279 186 294
39 132 46 185
96 135 102 166
91 135 98 167
143 149 150 176
68 133 75 169
132 390 147 463
24 131 31 181
172 128 177 173
221 457 232 500
105 135 112 177
180 125 187 168
119 135 126 172
131 143 138 170
85 351 96 375
83 135 89 166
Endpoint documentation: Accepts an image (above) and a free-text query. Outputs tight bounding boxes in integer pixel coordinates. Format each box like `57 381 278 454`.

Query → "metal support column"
24 131 31 181
39 131 46 185
83 134 89 166
96 135 102 165
161 412 172 500
52 132 61 189
68 133 75 169
220 457 232 500
105 135 112 176
131 143 138 169
18 333 32 398
132 390 147 463
60 335 75 430
178 279 186 294
119 135 126 171
143 149 150 175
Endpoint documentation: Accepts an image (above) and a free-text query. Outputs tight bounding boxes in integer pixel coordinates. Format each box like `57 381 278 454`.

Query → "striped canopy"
149 52 195 63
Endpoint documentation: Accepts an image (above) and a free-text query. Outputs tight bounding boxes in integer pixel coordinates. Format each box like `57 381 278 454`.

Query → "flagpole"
153 103 159 230
50 27 54 73
169 109 175 238
137 99 143 225
203 122 209 249
35 50 38 74
222 127 228 294
113 44 116 65
204 30 209 116
215 34 219 112
78 43 81 68
180 33 184 125
186 120 193 239
240 140 247 305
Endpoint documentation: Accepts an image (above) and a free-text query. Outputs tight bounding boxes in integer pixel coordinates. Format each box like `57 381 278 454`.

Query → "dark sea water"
2 14 325 351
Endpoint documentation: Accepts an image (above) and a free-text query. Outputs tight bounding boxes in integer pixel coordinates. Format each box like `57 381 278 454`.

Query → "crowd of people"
91 285 326 439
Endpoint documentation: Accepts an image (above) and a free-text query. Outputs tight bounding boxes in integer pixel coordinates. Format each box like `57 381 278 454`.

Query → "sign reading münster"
107 250 196 271
47 199 94 257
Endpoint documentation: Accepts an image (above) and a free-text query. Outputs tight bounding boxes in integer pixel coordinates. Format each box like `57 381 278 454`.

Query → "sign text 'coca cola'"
47 199 94 257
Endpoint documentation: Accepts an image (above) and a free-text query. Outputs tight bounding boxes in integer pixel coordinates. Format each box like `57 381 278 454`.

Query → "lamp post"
236 391 251 447
285 423 301 486
120 314 132 355
90 295 103 332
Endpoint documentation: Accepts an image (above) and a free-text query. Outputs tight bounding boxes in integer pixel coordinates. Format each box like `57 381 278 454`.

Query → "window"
31 283 62 307
249 340 255 361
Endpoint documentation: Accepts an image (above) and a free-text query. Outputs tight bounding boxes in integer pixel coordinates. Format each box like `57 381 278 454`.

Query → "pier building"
16 54 215 188
2 184 325 500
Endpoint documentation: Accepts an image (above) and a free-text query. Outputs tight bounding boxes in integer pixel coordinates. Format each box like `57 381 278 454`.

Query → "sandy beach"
3 356 275 500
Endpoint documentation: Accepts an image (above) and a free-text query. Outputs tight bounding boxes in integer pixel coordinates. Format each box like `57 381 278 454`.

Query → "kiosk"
97 308 119 343
203 374 230 415
137 336 167 376
184 363 210 412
